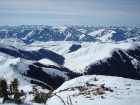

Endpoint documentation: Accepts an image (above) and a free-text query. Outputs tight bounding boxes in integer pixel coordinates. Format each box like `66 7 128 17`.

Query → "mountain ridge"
0 25 140 43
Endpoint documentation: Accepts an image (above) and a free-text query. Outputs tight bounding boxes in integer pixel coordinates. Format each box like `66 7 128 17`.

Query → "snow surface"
47 75 140 105
64 42 140 72
97 30 116 42
29 41 140 72
0 38 26 46
0 43 19 51
78 29 87 34
38 59 59 67
0 54 50 105
52 26 67 33
0 38 28 51
0 98 4 104
88 29 105 37
64 32 72 41
22 31 35 40
79 34 85 40
42 67 69 81
0 56 32 85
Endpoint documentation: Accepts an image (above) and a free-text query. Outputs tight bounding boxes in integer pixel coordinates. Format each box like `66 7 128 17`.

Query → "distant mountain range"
0 25 140 43
0 25 140 104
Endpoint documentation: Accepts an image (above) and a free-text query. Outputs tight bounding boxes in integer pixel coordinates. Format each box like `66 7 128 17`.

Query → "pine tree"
0 78 8 99
10 78 21 103
32 85 41 103
32 87 54 104
33 93 41 103
10 78 19 93
9 84 13 95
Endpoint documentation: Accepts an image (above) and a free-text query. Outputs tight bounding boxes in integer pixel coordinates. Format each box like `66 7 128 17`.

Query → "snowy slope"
0 55 35 85
0 43 65 65
51 26 67 33
28 41 140 75
22 30 35 40
0 48 81 88
63 42 140 72
38 59 59 67
97 30 116 42
88 29 105 37
30 41 80 55
29 41 140 79
47 75 140 105
0 55 40 104
0 50 81 104
0 38 26 46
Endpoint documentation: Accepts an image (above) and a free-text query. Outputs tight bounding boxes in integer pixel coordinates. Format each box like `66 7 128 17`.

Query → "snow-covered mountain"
0 52 80 90
0 43 65 65
0 25 140 104
0 25 140 43
1 40 140 80
34 41 140 80
1 26 140 79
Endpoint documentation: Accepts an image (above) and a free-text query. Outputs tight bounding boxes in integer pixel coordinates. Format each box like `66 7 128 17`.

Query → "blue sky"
0 0 140 26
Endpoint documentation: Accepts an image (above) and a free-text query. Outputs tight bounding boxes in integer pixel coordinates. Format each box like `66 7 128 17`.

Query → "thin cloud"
0 0 140 26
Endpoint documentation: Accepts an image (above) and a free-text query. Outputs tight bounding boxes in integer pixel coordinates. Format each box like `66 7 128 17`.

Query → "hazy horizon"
0 0 140 26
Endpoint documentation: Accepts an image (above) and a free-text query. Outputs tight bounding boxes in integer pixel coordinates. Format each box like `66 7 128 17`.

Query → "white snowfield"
96 30 116 42
64 42 139 72
0 38 26 46
47 75 140 105
38 59 59 67
88 29 105 37
29 41 140 73
1 40 140 73
22 30 35 40
0 56 43 92
51 26 67 33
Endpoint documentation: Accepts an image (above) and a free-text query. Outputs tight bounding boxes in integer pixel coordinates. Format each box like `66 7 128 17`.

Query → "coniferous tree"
32 85 40 103
9 83 13 95
0 78 8 99
10 78 21 103
32 87 54 104
10 78 19 93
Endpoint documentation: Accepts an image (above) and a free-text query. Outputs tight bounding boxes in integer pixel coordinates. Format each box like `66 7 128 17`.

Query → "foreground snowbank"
47 75 140 105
